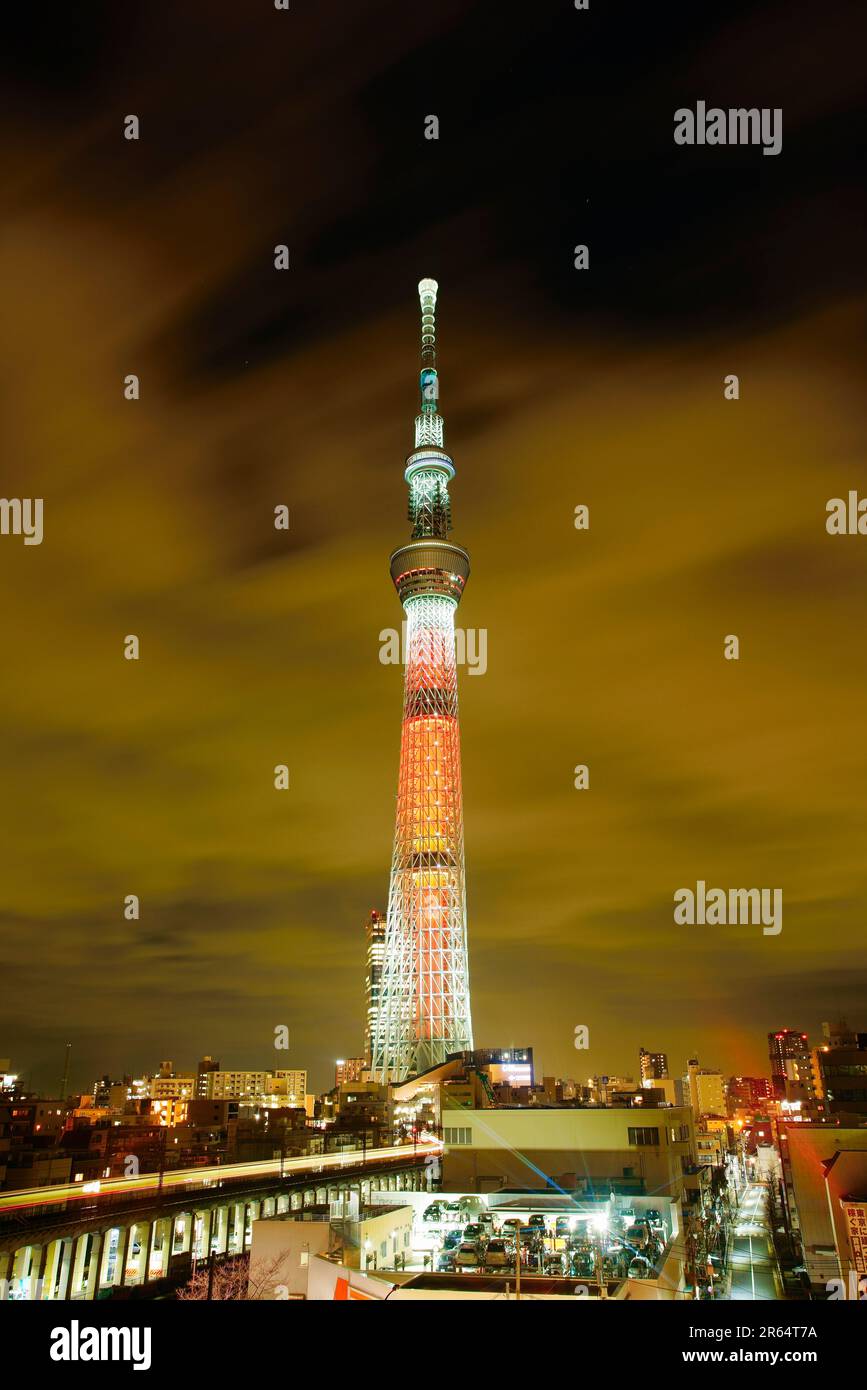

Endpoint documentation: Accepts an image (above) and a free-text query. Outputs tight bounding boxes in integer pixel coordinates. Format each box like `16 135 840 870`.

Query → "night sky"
1 1 865 1095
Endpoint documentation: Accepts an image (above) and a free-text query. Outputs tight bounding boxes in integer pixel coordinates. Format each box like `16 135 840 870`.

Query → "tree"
176 1250 294 1301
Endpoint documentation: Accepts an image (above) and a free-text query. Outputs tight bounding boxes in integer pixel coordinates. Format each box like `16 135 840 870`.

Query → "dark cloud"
0 1 865 1093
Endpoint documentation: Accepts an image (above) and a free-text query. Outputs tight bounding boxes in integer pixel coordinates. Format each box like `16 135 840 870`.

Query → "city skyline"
7 1015 857 1103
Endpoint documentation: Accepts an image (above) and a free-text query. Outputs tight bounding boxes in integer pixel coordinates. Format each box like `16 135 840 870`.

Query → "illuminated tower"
372 279 473 1081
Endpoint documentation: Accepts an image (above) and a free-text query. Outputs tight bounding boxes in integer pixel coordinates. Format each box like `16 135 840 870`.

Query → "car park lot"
410 1194 670 1280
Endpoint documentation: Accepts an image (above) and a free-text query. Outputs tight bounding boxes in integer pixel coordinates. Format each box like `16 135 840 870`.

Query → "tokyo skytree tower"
371 280 474 1081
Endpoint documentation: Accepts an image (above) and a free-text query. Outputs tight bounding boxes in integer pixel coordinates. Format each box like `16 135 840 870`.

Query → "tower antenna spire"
416 278 442 447
418 277 438 372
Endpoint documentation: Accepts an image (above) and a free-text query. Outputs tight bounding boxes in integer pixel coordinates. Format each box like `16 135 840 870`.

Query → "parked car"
570 1250 596 1280
484 1239 515 1270
437 1251 456 1272
625 1223 650 1250
454 1242 482 1269
423 1203 443 1224
517 1227 545 1261
458 1196 485 1216
442 1230 462 1251
528 1214 547 1232
477 1213 495 1236
627 1255 654 1279
462 1222 485 1244
500 1218 522 1238
543 1249 568 1275
443 1201 463 1223
555 1216 576 1239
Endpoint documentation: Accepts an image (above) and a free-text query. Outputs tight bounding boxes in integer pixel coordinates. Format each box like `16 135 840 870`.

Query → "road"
728 1180 780 1301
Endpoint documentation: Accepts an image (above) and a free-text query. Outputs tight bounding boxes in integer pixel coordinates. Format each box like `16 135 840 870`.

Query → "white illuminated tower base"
372 281 474 1082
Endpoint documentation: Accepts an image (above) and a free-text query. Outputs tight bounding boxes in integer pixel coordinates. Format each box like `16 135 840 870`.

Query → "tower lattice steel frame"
371 280 474 1081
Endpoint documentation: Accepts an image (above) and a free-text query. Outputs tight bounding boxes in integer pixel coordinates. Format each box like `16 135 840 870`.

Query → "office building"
727 1076 774 1110
639 1047 669 1082
769 1029 816 1104
685 1058 726 1118
335 1058 366 1089
196 1056 221 1097
813 1020 867 1118
364 911 386 1065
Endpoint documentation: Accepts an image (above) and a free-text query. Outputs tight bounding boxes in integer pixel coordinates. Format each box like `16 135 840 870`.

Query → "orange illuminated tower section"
371 280 473 1081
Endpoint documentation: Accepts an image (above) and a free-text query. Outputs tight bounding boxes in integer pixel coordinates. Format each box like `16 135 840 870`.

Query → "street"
729 1180 780 1301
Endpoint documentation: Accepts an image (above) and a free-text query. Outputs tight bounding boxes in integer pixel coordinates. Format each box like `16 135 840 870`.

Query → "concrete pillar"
143 1220 161 1283
159 1217 173 1277
54 1238 74 1300
40 1242 62 1301
146 1219 167 1282
175 1212 193 1256
98 1229 119 1290
70 1233 91 1297
214 1205 229 1255
140 1223 155 1283
230 1203 245 1254
192 1209 210 1261
29 1243 49 1301
126 1223 149 1285
225 1205 237 1255
116 1226 134 1288
84 1232 103 1300
9 1246 31 1296
241 1203 251 1251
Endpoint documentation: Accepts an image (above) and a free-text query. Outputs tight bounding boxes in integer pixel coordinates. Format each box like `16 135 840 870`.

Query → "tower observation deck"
371 280 474 1082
